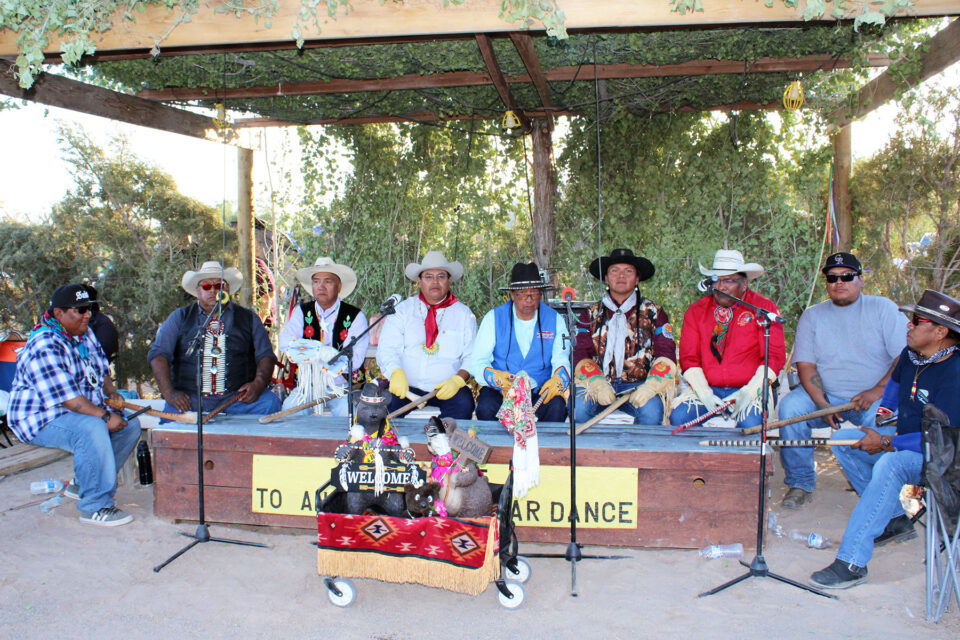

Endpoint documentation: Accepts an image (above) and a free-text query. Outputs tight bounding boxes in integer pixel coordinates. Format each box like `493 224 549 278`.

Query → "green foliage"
0 126 234 383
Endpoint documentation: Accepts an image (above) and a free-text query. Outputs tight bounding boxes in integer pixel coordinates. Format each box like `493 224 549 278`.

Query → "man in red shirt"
669 249 785 430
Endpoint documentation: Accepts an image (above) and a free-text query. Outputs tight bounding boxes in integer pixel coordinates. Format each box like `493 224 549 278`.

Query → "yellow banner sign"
251 455 638 529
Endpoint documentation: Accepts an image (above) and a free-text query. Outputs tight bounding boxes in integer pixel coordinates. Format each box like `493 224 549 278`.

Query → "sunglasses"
199 282 225 291
825 273 858 283
72 305 93 315
911 314 933 325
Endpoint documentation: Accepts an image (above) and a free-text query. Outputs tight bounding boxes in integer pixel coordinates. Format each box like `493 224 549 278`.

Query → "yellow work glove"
483 367 515 391
629 357 677 408
434 374 466 400
389 369 409 398
681 366 722 413
574 359 616 405
538 366 570 405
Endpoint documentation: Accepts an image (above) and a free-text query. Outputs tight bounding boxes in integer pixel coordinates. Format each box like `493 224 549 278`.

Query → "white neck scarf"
601 290 637 377
315 299 340 344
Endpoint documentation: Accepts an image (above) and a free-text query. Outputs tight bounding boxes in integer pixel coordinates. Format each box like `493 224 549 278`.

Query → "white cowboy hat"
404 250 464 283
699 249 764 281
296 257 357 299
181 261 243 296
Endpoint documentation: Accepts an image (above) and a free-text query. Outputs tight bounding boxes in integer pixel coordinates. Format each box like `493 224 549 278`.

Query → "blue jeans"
830 429 921 568
280 392 349 417
778 388 880 492
163 389 282 419
30 412 141 514
475 386 568 423
668 385 767 430
574 380 665 425
387 385 475 421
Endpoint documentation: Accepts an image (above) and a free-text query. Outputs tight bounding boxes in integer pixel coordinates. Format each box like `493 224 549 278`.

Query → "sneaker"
809 559 868 590
874 514 917 547
63 480 80 500
79 507 133 527
782 487 812 509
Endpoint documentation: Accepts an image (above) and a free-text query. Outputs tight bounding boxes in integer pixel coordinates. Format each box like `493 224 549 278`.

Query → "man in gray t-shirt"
779 252 907 509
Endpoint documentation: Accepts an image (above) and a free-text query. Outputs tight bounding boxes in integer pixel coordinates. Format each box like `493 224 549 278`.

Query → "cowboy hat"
404 250 464 283
588 248 655 281
296 257 357 299
499 262 553 291
699 249 764 281
899 289 960 334
181 261 243 296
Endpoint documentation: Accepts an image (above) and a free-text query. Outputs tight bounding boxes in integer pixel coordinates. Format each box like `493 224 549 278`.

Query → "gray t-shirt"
792 294 907 399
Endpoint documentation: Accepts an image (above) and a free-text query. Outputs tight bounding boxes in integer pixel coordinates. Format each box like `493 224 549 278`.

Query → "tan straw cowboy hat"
699 249 764 281
181 261 243 296
296 257 358 299
404 250 464 283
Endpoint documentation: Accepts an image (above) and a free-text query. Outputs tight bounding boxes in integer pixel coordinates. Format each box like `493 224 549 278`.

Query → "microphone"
561 287 576 302
379 293 402 313
697 276 717 293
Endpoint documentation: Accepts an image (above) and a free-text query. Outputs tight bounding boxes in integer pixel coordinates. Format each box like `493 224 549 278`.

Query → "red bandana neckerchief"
419 291 457 348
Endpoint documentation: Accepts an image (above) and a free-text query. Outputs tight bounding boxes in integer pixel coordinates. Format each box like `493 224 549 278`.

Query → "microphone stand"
155 298 268 573
697 286 834 599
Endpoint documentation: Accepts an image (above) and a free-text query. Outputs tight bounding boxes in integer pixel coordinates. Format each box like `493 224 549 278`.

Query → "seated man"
148 261 281 416
573 248 677 425
670 249 785 430
277 257 368 416
810 290 960 589
377 251 477 419
470 262 570 422
778 252 906 509
6 284 140 526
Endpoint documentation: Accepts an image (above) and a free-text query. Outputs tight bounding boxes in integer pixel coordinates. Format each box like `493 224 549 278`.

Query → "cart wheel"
505 556 532 584
496 580 525 609
325 578 356 608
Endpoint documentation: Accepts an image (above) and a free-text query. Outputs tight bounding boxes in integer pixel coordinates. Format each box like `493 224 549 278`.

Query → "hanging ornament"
502 110 521 129
782 80 804 111
213 102 232 131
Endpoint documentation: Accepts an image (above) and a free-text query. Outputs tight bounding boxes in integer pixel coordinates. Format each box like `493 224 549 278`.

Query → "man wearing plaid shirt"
7 284 140 526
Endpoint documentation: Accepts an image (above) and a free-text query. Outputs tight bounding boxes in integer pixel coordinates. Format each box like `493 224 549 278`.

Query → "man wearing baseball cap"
6 284 141 526
778 252 907 509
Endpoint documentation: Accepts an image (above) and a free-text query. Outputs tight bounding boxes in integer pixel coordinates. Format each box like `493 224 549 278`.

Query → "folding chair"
922 403 960 622
925 490 960 622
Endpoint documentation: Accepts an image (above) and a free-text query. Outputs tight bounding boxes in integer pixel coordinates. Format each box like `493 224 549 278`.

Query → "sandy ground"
2 448 959 640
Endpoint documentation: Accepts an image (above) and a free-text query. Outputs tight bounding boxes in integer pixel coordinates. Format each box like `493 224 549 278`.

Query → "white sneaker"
79 507 133 527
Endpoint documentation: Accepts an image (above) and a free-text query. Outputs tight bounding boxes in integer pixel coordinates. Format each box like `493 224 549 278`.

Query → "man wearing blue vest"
470 263 570 422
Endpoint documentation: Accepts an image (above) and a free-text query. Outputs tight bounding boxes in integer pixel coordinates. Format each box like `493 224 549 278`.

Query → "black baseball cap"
49 284 95 309
821 252 862 275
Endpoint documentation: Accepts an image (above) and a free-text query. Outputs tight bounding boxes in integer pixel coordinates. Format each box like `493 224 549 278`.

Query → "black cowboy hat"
499 262 553 292
899 289 960 334
588 248 655 282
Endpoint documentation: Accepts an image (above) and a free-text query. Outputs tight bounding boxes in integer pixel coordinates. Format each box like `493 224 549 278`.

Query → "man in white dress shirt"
376 251 477 419
278 257 368 416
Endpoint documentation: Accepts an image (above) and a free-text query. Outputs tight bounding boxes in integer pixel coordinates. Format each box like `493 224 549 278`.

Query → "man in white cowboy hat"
573 248 677 426
469 262 570 422
149 260 281 416
778 252 907 510
809 289 960 590
377 250 477 419
277 257 368 417
669 249 786 430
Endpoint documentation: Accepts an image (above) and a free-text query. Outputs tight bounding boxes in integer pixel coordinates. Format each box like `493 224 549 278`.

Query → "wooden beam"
137 54 890 102
475 33 531 132
0 59 241 145
509 32 553 109
832 125 853 251
530 120 557 270
237 148 255 307
828 19 960 129
1 0 956 56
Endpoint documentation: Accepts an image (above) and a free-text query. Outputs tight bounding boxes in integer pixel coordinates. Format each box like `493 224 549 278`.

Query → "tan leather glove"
575 359 616 405
389 369 409 398
483 367 515 391
682 367 722 413
629 357 676 408
434 374 466 400
538 366 570 405
723 366 776 416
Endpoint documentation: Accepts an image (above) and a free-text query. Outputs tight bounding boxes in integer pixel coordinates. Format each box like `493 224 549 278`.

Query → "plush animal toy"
404 482 441 517
423 417 493 518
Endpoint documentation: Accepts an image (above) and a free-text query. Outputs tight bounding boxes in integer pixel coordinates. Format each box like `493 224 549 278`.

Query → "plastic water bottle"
767 511 785 537
30 478 64 494
698 543 744 559
789 529 832 549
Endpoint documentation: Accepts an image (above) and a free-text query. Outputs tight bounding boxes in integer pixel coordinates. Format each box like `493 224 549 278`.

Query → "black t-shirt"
88 312 119 362
892 347 960 435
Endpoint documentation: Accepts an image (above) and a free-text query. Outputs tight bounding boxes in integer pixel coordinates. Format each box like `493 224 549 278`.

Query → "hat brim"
405 261 464 283
588 255 655 282
898 304 960 333
181 267 244 296
698 262 764 281
296 263 357 299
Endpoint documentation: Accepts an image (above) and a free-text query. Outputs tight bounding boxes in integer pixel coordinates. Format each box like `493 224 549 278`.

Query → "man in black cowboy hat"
469 263 570 422
809 289 960 590
573 248 677 425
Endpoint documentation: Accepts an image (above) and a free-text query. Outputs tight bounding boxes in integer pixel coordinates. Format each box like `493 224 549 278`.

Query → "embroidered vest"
172 303 256 395
588 291 661 383
299 300 366 384
491 301 557 388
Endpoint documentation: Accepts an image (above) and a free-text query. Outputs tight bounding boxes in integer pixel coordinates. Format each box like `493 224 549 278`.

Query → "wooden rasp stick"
258 395 333 423
387 390 439 419
107 398 197 424
572 392 631 435
742 401 857 435
699 438 861 448
202 395 239 425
